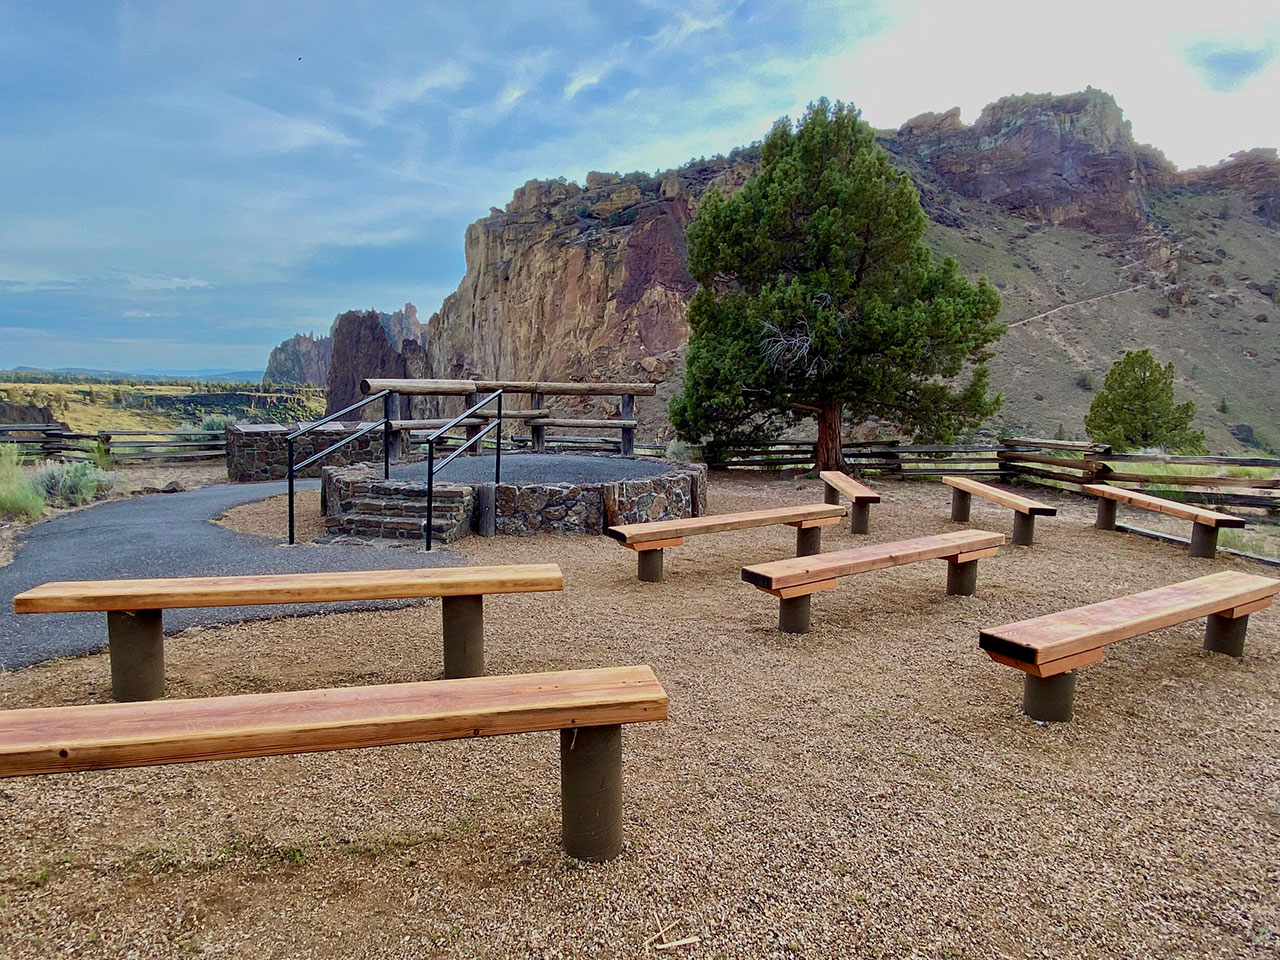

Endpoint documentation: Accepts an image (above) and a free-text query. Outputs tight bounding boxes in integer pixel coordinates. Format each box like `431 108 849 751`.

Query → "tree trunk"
815 401 846 472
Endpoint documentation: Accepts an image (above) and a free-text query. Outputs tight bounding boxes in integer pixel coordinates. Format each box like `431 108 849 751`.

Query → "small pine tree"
1084 350 1206 452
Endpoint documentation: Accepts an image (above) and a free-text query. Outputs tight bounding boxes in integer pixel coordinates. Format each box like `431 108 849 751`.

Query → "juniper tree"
1085 349 1206 452
670 99 1005 470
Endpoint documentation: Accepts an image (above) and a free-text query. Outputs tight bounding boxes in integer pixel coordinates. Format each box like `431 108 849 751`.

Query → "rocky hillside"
268 89 1280 451
263 332 332 386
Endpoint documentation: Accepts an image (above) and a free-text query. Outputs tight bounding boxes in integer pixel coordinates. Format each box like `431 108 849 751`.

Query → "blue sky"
1 0 1277 373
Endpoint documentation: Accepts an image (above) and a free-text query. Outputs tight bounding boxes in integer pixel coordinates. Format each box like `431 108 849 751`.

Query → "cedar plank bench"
980 571 1278 721
606 503 846 582
12 564 564 701
742 529 1005 633
1083 484 1245 558
942 475 1057 546
820 471 881 534
0 664 667 862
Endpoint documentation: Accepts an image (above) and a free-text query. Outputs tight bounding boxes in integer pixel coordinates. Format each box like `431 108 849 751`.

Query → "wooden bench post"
946 559 978 596
619 394 635 457
560 724 623 861
1190 522 1219 559
1012 512 1036 547
950 487 971 522
1023 672 1076 722
1205 611 1249 657
530 392 545 454
441 595 484 678
107 610 165 702
1095 498 1117 530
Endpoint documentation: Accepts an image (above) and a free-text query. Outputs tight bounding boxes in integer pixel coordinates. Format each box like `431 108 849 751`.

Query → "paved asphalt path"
0 455 676 669
0 480 465 670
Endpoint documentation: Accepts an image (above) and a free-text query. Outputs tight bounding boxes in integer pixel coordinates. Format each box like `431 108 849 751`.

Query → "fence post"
531 391 545 454
463 392 481 453
620 394 635 457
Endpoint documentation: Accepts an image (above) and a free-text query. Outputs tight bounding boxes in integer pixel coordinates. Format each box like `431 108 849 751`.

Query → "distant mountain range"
9 365 265 382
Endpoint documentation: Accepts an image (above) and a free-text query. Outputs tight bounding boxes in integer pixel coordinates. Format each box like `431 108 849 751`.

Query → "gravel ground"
0 473 1277 959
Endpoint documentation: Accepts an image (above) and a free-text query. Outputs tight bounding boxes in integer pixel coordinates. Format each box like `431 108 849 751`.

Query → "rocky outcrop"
263 333 333 386
1181 148 1280 223
888 89 1176 233
323 305 425 417
0 402 64 428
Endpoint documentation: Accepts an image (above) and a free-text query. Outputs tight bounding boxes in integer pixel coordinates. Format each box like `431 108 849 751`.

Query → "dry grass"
0 473 1277 959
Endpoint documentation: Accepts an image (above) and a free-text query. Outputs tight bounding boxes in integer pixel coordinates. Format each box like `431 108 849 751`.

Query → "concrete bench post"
823 484 840 506
107 609 165 702
1012 512 1035 547
1190 522 1219 559
1023 671 1076 722
441 595 484 678
795 525 822 557
778 594 811 634
946 559 978 596
950 487 971 522
1205 612 1248 657
849 501 870 535
560 724 623 861
637 548 664 583
1095 497 1117 530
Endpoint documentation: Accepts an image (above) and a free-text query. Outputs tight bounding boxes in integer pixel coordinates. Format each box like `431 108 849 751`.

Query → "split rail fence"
0 425 226 464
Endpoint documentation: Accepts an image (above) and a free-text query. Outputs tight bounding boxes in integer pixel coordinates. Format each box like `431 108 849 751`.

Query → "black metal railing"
425 390 503 550
286 389 392 544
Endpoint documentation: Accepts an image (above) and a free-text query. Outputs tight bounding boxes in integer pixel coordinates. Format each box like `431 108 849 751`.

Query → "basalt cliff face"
272 89 1280 450
263 332 333 386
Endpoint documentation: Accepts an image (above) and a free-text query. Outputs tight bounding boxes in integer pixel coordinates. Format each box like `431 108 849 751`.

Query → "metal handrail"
287 389 393 544
425 390 502 551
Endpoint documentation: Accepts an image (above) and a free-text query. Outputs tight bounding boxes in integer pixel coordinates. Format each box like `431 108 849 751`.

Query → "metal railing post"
287 437 295 545
383 393 391 479
495 391 502 483
426 440 435 552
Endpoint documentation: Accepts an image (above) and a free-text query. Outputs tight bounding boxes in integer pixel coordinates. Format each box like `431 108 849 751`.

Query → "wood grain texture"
14 565 565 614
362 378 478 396
1082 484 1246 527
741 530 1006 590
0 666 667 778
941 476 1057 516
979 571 1279 665
818 471 881 503
527 419 638 429
985 647 1105 678
620 537 685 551
606 504 846 544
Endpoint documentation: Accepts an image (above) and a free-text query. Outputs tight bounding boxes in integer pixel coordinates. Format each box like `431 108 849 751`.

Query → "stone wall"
226 422 387 482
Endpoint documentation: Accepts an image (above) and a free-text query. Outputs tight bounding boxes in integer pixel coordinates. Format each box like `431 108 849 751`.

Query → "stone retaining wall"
226 422 387 482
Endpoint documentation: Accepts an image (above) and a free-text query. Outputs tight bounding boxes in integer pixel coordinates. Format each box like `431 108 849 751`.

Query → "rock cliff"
323 304 425 417
263 332 333 386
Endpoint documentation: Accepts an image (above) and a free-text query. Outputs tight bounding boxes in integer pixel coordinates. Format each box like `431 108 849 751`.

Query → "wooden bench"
820 471 881 534
606 504 846 582
942 476 1057 546
741 530 1005 633
980 571 1278 721
0 665 667 862
12 565 564 701
1083 484 1245 558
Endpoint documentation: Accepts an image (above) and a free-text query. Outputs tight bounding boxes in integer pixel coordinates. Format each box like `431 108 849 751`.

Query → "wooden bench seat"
12 564 564 701
0 665 668 862
820 471 881 534
980 571 1278 721
1083 484 1245 558
742 530 1005 633
943 476 1057 546
606 503 846 583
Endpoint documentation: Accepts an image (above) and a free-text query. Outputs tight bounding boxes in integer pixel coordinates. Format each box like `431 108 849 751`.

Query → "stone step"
325 513 463 539
351 498 464 518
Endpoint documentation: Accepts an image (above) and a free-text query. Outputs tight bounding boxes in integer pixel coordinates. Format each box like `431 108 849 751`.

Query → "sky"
1 0 1277 374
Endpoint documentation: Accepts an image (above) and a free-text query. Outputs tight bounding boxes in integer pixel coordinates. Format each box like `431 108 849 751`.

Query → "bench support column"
795 525 822 557
850 502 870 535
1204 612 1248 657
946 559 978 597
107 609 165 702
1190 522 1219 559
637 548 663 583
950 488 971 523
1023 671 1076 722
778 595 811 634
1012 512 1035 547
560 724 622 862
1095 498 1117 531
823 484 840 506
441 595 484 679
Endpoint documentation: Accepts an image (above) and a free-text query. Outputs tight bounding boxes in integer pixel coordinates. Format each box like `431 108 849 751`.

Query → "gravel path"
0 481 462 670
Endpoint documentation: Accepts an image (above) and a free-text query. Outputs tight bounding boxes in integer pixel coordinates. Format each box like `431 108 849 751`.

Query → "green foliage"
32 461 115 507
1084 350 1207 453
0 446 45 520
670 99 1004 465
1075 372 1094 391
